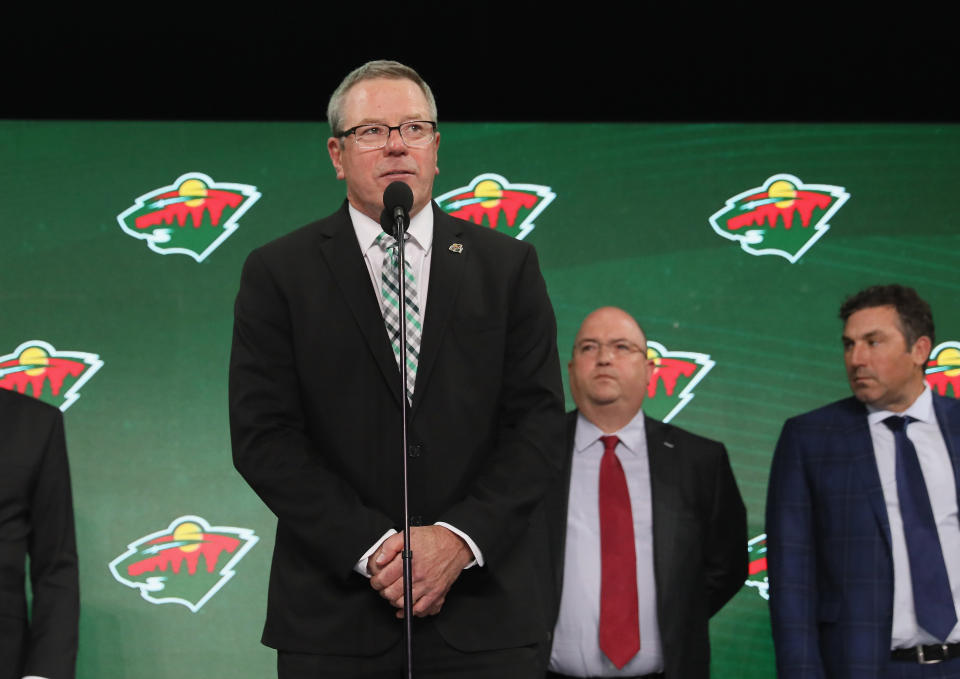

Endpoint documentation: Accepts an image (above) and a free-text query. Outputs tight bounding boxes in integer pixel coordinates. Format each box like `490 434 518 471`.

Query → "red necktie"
598 435 640 668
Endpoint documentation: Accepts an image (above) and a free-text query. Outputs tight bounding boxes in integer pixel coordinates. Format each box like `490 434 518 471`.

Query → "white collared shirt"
549 410 663 676
348 202 483 574
350 203 433 317
866 386 960 647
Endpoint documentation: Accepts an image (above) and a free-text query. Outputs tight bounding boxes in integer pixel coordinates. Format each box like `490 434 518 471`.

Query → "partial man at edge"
1 388 79 679
768 284 960 678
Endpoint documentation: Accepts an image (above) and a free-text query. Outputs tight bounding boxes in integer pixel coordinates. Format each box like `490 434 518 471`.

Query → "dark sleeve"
24 408 79 679
229 248 394 578
704 442 748 617
766 419 827 679
437 243 565 565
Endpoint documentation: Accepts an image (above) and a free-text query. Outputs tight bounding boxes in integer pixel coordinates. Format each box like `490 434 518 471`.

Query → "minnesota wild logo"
0 340 103 411
926 341 960 398
436 173 555 240
108 515 259 612
746 533 769 600
117 172 261 262
709 173 849 263
644 340 715 423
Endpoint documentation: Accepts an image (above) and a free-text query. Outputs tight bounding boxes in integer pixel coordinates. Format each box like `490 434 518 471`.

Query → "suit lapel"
844 400 894 549
644 415 674 596
316 204 403 406
552 411 579 602
409 206 466 416
933 394 960 508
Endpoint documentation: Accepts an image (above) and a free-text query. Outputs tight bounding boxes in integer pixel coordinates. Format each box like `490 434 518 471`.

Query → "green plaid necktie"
376 232 421 402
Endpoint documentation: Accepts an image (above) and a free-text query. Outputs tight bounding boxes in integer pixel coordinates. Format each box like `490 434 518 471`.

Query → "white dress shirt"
549 410 664 676
350 203 433 315
347 204 483 574
866 385 960 647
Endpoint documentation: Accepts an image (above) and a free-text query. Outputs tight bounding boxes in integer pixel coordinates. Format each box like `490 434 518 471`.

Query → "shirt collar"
574 409 647 458
349 201 434 255
866 384 935 426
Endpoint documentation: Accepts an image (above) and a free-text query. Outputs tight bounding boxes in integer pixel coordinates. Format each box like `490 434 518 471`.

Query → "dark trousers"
278 618 542 679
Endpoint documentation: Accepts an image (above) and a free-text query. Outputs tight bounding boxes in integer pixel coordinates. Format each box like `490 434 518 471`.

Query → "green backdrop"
2 120 958 678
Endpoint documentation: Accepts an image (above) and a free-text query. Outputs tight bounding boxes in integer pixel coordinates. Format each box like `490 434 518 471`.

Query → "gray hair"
327 60 438 136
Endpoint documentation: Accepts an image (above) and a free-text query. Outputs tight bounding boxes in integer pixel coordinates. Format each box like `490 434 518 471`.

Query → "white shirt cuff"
435 521 484 568
354 523 485 577
354 529 397 577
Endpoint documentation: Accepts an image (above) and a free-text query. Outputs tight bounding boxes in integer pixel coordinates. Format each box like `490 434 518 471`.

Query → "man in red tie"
543 307 747 679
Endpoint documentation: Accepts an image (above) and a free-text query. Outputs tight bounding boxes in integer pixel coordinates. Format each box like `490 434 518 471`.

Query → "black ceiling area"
4 6 953 122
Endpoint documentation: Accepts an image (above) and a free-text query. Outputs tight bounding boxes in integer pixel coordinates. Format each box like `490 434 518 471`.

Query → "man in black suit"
0 388 79 679
543 307 746 679
229 60 564 677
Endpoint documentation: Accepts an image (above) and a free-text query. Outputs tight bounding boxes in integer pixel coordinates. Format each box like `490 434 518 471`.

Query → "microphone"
381 181 414 238
379 179 417 674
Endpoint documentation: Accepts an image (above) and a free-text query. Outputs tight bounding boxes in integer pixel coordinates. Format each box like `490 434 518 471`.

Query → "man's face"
327 77 439 221
568 307 655 415
842 305 930 412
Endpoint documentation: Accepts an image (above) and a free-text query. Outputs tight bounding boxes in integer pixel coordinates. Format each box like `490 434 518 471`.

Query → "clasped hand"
367 525 472 618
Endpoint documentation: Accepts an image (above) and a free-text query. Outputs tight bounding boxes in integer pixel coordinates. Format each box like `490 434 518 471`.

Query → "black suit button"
410 515 423 526
407 443 423 457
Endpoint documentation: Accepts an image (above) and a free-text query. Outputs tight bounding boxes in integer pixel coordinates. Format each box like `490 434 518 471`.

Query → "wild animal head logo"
108 515 259 612
117 172 260 261
709 174 849 263
746 533 769 600
644 340 715 423
436 173 555 240
0 340 103 411
926 341 960 398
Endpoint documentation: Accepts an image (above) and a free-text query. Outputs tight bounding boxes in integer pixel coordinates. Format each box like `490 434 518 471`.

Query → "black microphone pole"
381 181 415 679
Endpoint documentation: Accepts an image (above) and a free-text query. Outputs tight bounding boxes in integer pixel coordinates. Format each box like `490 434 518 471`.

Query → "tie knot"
600 435 620 453
376 231 410 252
883 415 915 432
375 232 397 251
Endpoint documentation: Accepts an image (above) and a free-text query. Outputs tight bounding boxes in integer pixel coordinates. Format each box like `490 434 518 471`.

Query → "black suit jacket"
0 388 79 679
543 411 747 678
229 202 564 655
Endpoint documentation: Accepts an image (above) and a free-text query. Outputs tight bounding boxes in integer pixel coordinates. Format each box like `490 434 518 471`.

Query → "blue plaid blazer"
766 394 960 679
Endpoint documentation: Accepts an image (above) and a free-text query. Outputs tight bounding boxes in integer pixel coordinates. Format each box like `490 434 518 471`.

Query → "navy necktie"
885 415 958 641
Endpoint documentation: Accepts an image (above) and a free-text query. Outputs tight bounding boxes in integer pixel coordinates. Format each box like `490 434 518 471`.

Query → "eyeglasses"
575 340 646 359
339 121 438 149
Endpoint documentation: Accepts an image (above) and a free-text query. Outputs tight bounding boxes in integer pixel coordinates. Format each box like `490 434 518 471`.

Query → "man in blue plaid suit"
767 284 960 678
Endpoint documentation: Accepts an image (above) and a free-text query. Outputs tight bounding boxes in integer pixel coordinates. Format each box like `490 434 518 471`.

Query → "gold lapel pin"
448 243 464 254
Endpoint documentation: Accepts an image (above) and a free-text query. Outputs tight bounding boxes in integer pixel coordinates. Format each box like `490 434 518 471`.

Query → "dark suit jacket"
543 411 747 678
766 394 960 679
0 388 79 679
229 202 565 655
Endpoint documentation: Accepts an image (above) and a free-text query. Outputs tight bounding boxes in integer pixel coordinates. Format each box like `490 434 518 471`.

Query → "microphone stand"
392 209 415 679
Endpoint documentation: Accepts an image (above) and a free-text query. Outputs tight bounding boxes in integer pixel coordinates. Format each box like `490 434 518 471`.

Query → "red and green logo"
117 172 260 262
926 341 960 398
0 340 103 411
108 515 259 612
644 340 715 423
435 173 555 240
709 174 849 263
746 533 769 600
